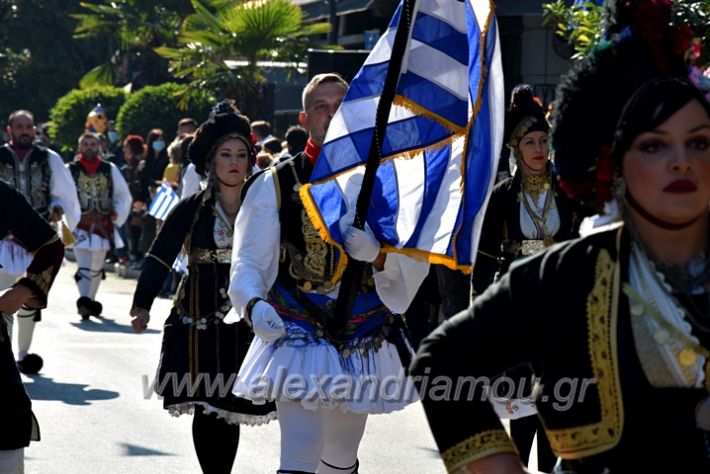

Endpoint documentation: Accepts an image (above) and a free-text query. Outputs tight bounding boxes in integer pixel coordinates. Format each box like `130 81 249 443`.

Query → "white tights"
276 401 367 473
74 249 107 300
0 448 24 473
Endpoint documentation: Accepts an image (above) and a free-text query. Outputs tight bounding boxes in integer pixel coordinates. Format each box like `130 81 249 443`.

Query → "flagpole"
330 0 417 341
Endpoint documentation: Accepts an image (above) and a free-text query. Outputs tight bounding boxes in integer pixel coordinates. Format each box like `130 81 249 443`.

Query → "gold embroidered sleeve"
21 266 56 308
16 235 64 309
442 429 518 472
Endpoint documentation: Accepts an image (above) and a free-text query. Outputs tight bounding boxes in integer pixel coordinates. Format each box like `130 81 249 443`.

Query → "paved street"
17 260 448 474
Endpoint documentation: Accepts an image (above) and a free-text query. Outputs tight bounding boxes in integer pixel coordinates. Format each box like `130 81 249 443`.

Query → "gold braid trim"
382 243 473 274
392 95 465 134
477 249 498 260
23 266 55 308
441 429 517 472
146 252 172 271
545 235 624 459
299 183 348 286
22 234 61 308
270 166 281 210
24 267 54 293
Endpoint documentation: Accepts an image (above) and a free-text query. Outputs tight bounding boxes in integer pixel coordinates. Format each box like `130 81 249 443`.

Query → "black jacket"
1 181 64 449
472 171 589 295
411 225 710 473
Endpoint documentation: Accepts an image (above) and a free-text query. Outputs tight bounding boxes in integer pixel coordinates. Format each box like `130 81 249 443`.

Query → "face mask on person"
107 131 118 143
152 140 166 152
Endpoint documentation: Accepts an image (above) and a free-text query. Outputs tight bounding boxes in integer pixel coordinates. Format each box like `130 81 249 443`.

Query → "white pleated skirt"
0 240 32 276
234 324 418 414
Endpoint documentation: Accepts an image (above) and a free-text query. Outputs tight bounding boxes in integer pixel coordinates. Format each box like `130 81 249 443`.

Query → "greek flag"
300 0 504 272
148 183 179 220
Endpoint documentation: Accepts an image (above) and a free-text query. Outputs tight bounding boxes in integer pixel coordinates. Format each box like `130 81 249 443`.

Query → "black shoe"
33 309 41 322
77 296 92 320
89 300 103 317
17 353 43 374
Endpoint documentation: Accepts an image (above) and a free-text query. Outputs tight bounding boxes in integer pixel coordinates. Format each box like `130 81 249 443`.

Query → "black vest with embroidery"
269 153 342 294
243 153 376 298
0 145 51 219
68 160 114 215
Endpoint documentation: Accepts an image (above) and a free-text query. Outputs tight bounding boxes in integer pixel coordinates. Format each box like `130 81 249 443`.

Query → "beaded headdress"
504 84 549 150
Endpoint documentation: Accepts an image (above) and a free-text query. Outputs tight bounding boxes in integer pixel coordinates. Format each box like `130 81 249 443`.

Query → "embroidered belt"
503 239 553 257
189 248 232 265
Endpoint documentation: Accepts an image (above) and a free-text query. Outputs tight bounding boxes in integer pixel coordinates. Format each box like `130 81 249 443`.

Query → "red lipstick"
663 179 697 193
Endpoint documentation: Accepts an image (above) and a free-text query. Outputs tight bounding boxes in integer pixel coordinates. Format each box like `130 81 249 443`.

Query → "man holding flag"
229 0 503 471
229 71 429 473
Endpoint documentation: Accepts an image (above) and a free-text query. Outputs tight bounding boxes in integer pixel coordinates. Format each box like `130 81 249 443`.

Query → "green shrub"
116 83 213 143
49 86 127 154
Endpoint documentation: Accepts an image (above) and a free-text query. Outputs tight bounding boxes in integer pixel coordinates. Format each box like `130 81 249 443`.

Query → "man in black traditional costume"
0 181 64 473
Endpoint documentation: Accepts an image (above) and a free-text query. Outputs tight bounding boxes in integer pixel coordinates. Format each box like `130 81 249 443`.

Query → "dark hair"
262 137 282 154
8 110 34 127
78 132 101 145
146 128 165 144
612 78 710 161
285 125 308 153
178 117 198 129
251 120 272 138
123 135 145 158
145 128 166 166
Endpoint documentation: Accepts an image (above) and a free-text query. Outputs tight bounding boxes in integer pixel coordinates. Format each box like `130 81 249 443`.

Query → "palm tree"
155 0 332 118
73 0 193 89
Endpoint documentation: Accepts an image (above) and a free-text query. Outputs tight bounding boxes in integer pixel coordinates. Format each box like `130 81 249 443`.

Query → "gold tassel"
61 222 76 246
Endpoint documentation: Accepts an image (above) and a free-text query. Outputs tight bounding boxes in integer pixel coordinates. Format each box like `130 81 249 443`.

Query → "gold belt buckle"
521 240 546 256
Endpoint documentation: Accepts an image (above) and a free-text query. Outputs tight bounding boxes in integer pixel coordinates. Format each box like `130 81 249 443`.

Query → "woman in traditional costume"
411 1 710 472
473 84 588 293
472 84 586 472
130 107 276 474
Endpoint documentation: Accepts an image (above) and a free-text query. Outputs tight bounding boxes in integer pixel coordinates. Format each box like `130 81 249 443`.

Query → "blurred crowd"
6 117 309 297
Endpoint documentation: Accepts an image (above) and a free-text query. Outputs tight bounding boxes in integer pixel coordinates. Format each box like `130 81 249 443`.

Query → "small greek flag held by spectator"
172 252 188 274
148 183 179 220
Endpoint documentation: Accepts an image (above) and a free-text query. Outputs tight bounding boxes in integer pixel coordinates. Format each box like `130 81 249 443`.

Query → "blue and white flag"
148 183 179 220
300 0 504 272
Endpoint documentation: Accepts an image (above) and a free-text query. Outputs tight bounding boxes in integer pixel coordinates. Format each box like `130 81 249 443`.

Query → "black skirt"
155 312 276 425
